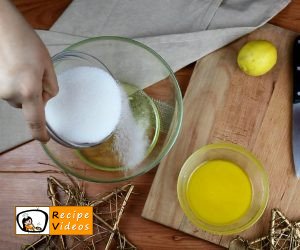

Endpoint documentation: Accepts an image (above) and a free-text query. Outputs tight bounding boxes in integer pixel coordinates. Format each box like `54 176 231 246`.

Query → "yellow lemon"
237 40 277 76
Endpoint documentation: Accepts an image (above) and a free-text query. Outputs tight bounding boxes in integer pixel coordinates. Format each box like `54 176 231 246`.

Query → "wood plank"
142 24 299 247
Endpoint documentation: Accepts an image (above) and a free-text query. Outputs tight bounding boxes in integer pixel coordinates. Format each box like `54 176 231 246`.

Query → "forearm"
0 1 37 64
0 0 31 32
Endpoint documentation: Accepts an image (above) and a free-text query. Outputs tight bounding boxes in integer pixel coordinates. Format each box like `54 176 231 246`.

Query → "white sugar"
45 66 122 145
45 65 149 168
113 88 149 168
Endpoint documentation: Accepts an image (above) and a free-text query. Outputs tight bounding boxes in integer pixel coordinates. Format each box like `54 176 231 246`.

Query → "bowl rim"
43 36 183 183
177 143 269 235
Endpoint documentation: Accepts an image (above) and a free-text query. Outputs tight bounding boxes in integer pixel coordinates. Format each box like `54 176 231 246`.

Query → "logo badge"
16 207 49 234
16 206 93 235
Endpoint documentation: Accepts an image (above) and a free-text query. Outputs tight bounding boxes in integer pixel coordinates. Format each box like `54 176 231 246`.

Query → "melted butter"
186 160 252 225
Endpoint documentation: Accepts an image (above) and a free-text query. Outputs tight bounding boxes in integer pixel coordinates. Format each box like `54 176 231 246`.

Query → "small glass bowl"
46 50 118 149
177 143 269 235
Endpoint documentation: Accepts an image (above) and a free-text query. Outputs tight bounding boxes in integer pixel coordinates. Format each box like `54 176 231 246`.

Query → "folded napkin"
0 0 290 153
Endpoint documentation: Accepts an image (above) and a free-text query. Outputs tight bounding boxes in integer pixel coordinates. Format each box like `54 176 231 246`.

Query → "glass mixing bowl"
177 143 269 235
42 36 183 183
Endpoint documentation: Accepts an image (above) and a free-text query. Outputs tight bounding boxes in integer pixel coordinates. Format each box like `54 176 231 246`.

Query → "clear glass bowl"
177 143 269 235
42 36 183 183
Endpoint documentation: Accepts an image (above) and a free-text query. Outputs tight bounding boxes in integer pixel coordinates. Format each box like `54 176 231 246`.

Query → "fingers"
15 63 57 142
43 60 58 99
22 96 49 143
42 91 52 104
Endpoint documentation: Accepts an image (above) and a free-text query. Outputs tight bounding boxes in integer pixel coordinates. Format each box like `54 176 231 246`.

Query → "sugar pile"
46 65 149 168
113 88 149 168
45 66 122 145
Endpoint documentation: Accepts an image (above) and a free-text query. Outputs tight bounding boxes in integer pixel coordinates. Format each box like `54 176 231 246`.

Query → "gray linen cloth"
0 0 290 153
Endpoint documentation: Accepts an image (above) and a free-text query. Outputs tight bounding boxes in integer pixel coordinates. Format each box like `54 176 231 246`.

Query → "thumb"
43 60 59 99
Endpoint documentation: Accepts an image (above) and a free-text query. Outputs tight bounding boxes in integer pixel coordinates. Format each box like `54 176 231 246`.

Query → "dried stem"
270 209 276 248
47 177 67 249
105 185 134 250
23 235 49 250
90 184 132 207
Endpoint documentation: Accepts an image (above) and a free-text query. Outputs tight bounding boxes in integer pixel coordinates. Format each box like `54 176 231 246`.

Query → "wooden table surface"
2 1 300 249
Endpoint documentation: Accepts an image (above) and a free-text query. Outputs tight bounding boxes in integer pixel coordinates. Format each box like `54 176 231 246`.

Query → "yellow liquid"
186 160 252 225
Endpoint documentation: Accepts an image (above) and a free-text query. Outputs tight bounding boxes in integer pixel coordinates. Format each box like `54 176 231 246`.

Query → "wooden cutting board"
142 24 299 248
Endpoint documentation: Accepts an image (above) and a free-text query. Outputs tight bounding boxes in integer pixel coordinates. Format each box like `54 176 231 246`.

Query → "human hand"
0 1 58 142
